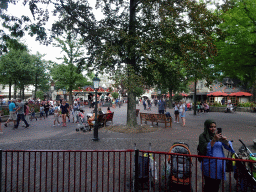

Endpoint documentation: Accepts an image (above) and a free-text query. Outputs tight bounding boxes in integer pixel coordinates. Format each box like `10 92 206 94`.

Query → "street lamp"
63 88 66 100
158 89 161 99
92 73 100 141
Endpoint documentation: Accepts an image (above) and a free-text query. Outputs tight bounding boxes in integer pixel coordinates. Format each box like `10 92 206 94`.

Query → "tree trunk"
193 79 197 115
168 88 173 109
14 82 17 99
22 86 25 100
8 80 12 100
69 89 73 105
126 0 137 127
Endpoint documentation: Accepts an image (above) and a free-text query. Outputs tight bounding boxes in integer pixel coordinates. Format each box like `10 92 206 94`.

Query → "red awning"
180 93 189 97
85 87 94 92
207 91 228 97
229 91 252 97
98 87 105 92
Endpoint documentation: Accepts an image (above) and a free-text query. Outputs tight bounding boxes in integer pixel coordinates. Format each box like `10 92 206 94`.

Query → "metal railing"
1 149 255 191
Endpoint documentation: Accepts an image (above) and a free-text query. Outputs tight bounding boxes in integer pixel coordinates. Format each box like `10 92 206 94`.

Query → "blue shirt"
158 100 166 111
9 103 16 112
201 140 234 180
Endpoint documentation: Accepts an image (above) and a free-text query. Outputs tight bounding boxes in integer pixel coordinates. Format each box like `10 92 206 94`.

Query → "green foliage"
111 92 119 99
211 102 223 107
215 0 256 89
237 102 255 107
1 107 9 115
133 87 144 97
36 91 44 100
173 94 183 102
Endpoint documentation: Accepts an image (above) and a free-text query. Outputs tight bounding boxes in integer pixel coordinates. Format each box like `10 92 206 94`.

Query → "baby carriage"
133 143 158 191
75 110 91 132
165 142 192 191
233 139 256 192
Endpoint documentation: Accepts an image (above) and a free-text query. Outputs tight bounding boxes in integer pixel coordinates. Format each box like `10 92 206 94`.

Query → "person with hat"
4 99 17 128
13 99 29 129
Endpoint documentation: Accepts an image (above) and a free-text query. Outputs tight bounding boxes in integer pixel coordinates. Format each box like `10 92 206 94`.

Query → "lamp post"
63 88 66 100
158 89 161 99
92 73 100 141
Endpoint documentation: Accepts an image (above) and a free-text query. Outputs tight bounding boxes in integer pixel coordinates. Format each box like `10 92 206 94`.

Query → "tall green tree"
215 0 256 101
51 31 92 104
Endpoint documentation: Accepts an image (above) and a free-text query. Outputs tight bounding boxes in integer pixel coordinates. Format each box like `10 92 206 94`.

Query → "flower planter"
209 107 226 112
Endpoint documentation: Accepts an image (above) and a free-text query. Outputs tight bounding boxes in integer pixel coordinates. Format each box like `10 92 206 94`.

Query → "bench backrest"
106 112 114 120
98 114 106 122
140 113 171 121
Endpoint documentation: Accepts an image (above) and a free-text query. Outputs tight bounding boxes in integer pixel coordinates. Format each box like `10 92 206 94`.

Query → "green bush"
211 102 223 107
237 102 255 107
2 107 9 115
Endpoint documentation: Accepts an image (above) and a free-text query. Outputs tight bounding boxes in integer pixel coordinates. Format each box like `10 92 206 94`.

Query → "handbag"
226 151 233 172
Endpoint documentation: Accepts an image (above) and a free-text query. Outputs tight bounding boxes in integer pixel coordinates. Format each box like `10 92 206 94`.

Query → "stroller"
133 143 158 191
165 142 192 191
233 139 256 191
75 110 91 132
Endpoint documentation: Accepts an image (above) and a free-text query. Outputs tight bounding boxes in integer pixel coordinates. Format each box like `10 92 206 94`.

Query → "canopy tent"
229 91 252 97
207 91 228 97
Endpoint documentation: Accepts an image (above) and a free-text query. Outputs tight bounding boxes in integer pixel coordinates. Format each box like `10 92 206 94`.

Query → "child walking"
40 104 45 120
53 109 60 126
30 106 37 121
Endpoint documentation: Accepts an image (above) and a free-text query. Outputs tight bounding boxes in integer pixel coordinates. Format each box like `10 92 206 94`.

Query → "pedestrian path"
0 103 255 155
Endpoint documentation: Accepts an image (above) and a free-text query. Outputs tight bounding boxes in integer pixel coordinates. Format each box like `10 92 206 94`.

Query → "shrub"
237 102 255 107
2 107 9 115
211 102 223 107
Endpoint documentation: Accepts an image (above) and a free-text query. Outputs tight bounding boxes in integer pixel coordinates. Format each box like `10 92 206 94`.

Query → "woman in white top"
179 101 186 127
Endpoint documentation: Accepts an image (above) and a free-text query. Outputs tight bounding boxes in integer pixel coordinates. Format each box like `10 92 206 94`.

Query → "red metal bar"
62 152 65 192
16 152 19 192
68 151 70 192
91 152 93 192
79 152 82 192
51 152 53 192
96 152 98 192
11 152 13 192
108 152 109 192
119 152 121 191
28 152 30 192
129 151 132 192
74 152 76 192
22 152 25 192
40 152 42 192
4 152 7 192
34 152 37 192
57 152 59 191
45 152 48 191
85 152 87 191
113 152 115 191
124 151 126 192
195 157 198 192
102 152 104 192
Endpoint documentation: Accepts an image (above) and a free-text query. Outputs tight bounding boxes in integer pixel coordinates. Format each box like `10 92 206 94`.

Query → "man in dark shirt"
44 101 50 118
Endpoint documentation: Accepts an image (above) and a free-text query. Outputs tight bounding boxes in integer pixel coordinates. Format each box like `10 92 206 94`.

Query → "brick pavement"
0 103 255 155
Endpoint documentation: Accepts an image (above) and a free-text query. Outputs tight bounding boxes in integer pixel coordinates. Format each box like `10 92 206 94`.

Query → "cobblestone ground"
0 103 255 191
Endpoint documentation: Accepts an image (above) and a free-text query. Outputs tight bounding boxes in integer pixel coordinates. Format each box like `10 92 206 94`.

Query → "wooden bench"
105 112 114 126
140 113 172 128
88 112 114 128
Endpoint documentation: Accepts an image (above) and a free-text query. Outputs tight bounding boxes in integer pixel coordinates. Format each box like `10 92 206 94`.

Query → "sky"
4 0 220 63
5 0 103 62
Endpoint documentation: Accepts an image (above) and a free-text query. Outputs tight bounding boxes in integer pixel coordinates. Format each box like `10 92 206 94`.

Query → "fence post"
0 149 2 192
134 149 139 192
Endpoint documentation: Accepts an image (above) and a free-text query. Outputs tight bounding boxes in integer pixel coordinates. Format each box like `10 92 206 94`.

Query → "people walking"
174 102 179 123
30 106 37 121
143 99 147 110
40 104 45 120
44 101 50 118
14 98 29 129
179 101 186 127
4 99 17 127
60 100 69 127
158 98 166 114
53 109 60 126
